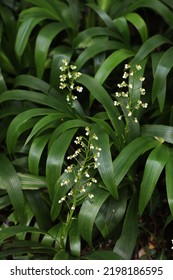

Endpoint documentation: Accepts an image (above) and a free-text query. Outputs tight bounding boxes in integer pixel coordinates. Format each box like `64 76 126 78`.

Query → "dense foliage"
0 0 173 260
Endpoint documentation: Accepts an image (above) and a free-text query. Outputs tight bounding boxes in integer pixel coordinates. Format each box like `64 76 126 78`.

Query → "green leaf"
165 150 173 216
83 250 123 260
0 68 7 94
94 49 134 85
25 113 66 145
75 41 126 70
0 154 26 225
6 108 56 154
113 137 159 185
25 190 52 230
35 22 65 78
0 89 72 116
28 134 50 175
139 144 169 215
54 250 69 260
78 188 110 247
46 128 77 200
141 124 173 144
152 47 173 111
48 119 90 148
51 172 74 221
126 12 148 43
93 127 118 199
15 16 46 57
14 74 53 94
0 226 47 244
95 189 127 238
129 0 173 28
78 74 124 148
18 173 47 190
73 27 118 48
113 194 138 259
131 34 171 64
69 218 81 257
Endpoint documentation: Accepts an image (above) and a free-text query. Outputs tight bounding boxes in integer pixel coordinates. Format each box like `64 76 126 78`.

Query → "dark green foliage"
0 0 173 260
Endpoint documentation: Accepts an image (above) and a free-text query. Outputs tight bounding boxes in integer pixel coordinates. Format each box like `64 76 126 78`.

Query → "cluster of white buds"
59 59 83 105
58 127 102 209
114 64 148 123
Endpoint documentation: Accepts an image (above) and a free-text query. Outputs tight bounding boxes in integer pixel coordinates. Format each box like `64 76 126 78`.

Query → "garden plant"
0 0 173 260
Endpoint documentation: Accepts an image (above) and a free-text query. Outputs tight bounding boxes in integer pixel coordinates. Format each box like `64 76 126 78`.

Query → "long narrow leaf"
131 34 171 64
126 13 148 43
165 149 173 216
113 137 159 185
139 144 169 215
6 108 56 154
46 128 77 200
95 49 134 85
141 124 173 144
0 154 26 225
35 22 65 78
113 194 138 259
78 74 124 148
152 47 173 111
78 188 110 247
28 134 50 175
93 127 118 199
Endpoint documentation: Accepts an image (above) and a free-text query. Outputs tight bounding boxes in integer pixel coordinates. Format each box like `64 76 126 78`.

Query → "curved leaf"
0 154 26 225
141 124 173 144
75 41 126 70
113 194 138 259
93 127 118 199
6 108 56 154
166 150 173 216
126 12 148 43
28 134 50 175
152 47 173 110
95 49 134 85
0 226 47 244
25 113 66 145
46 128 77 199
131 34 171 64
69 218 81 257
15 17 46 57
35 22 65 78
139 144 169 215
78 187 110 247
113 137 159 185
0 90 71 114
78 74 124 148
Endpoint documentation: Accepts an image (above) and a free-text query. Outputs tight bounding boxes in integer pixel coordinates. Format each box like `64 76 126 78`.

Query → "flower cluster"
59 59 83 105
114 64 148 123
58 127 102 213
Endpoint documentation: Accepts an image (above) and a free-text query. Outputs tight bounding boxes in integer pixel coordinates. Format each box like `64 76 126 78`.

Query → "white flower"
85 172 90 178
140 77 145 82
128 111 132 117
91 178 97 183
122 72 129 79
62 59 68 66
136 64 142 70
114 101 119 106
124 64 130 69
76 86 83 92
70 65 77 70
85 127 90 136
92 133 98 140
